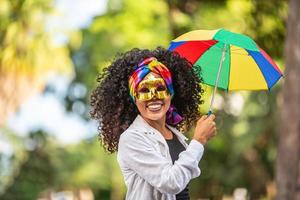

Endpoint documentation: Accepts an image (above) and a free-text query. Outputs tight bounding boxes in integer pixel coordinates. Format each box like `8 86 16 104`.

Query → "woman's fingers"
197 115 207 123
194 114 218 144
210 121 216 127
209 124 217 137
212 127 217 135
207 114 215 121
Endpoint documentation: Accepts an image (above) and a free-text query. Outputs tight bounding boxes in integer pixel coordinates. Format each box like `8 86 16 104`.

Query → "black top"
166 133 190 200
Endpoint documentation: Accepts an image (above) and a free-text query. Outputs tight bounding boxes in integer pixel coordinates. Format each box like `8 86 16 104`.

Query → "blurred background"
0 0 299 199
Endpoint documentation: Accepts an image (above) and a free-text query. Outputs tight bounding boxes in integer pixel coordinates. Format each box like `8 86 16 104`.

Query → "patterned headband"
128 57 174 101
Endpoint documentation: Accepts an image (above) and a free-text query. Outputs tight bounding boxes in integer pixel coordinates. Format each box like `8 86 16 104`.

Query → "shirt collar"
132 115 188 142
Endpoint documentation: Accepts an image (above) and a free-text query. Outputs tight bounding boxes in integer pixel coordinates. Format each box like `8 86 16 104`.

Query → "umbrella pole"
208 43 227 116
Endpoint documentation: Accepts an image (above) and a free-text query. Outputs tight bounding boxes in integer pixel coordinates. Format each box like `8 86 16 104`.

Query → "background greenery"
0 0 288 199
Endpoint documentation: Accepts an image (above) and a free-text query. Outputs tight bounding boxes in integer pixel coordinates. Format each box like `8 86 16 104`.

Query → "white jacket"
117 115 204 200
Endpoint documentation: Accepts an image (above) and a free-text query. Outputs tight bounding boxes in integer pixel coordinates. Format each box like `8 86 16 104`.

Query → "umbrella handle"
207 110 213 116
207 43 226 117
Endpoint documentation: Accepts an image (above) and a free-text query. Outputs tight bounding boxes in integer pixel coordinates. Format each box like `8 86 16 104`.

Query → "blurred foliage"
188 87 282 199
66 0 171 117
0 128 27 195
1 131 55 200
1 131 125 200
249 0 287 58
0 0 73 125
0 0 288 199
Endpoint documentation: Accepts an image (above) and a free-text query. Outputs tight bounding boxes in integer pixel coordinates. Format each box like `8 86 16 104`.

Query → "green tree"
49 138 125 200
0 0 73 125
0 0 74 195
0 131 55 200
0 128 27 195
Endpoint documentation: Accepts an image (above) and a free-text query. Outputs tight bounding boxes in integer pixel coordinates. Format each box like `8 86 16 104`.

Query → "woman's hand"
193 114 217 145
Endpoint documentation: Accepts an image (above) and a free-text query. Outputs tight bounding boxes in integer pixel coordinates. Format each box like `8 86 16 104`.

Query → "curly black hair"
90 47 204 153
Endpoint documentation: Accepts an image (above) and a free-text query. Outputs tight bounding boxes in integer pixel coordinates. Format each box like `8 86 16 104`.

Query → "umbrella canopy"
168 28 283 114
168 28 283 91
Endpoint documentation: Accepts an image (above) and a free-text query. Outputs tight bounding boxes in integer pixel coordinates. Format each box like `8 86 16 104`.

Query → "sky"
48 0 108 44
7 0 107 144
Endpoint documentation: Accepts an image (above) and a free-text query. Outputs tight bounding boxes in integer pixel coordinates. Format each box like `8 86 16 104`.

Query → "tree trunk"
276 0 300 199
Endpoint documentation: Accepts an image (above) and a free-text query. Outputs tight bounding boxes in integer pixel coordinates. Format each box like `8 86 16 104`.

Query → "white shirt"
117 115 204 200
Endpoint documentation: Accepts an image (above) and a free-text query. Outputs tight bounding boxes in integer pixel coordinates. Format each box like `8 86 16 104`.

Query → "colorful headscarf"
129 57 174 100
128 57 183 125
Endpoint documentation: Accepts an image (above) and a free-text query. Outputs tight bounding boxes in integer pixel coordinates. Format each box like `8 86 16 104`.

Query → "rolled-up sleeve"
117 132 204 195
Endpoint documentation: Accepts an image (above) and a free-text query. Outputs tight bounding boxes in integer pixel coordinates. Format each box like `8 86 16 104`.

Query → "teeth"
146 101 163 111
148 104 161 109
147 103 163 111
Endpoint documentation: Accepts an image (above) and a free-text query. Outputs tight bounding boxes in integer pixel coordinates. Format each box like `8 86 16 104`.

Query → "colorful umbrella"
168 28 283 114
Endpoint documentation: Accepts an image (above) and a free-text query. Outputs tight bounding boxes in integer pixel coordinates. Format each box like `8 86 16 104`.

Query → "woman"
90 47 217 200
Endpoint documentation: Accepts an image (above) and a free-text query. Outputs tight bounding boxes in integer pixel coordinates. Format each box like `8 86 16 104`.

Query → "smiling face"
135 72 171 122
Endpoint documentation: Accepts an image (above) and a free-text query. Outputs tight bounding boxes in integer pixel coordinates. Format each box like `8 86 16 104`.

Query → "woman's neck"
142 115 172 139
